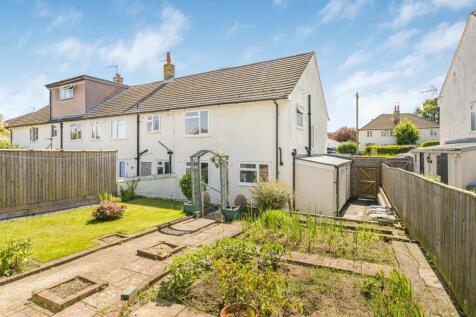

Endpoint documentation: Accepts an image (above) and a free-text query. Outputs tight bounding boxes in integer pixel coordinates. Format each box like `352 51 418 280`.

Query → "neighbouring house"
412 12 476 189
5 52 329 205
358 105 439 151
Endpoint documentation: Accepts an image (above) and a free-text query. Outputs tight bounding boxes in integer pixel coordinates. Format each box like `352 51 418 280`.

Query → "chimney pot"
113 73 124 84
393 105 401 125
163 51 175 81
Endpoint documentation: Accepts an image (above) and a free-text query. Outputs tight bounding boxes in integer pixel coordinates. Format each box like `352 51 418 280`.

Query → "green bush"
120 179 139 202
0 141 20 149
97 191 114 202
365 145 415 156
179 173 192 200
420 141 439 148
0 238 32 277
336 141 358 155
393 119 420 145
251 181 290 212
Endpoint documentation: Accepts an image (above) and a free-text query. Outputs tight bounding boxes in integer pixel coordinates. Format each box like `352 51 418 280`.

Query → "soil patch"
49 277 94 298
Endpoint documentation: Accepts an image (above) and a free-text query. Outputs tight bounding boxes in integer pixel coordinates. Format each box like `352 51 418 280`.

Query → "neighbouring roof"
4 105 50 128
45 75 129 88
413 142 476 153
297 154 351 166
360 113 439 130
6 52 315 127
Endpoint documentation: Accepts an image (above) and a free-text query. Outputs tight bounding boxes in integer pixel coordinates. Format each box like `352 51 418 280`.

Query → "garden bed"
241 211 396 265
137 241 185 260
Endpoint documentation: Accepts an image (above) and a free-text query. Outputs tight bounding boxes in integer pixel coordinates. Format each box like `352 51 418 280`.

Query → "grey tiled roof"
360 113 439 130
6 52 315 127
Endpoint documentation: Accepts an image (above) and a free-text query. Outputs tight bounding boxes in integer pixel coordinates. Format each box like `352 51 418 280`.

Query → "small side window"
296 106 304 129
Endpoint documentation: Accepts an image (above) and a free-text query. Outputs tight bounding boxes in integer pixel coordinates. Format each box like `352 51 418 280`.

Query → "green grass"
0 198 184 262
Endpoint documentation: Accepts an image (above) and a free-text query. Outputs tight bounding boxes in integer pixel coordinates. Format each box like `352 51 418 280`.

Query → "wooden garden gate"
357 167 377 199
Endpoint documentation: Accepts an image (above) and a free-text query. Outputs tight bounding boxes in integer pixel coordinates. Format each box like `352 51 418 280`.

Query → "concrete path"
392 241 459 317
0 218 241 317
341 199 372 221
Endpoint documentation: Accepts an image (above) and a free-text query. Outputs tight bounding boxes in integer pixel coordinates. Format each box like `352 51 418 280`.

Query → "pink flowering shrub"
92 201 127 221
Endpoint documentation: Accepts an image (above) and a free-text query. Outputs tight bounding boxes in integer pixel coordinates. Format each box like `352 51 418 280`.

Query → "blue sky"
0 0 474 130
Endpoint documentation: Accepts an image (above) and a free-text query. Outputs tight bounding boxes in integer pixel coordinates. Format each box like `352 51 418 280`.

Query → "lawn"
0 198 185 262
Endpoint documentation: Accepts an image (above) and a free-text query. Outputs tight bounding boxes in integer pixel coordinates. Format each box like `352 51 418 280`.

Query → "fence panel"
382 164 476 317
0 150 117 219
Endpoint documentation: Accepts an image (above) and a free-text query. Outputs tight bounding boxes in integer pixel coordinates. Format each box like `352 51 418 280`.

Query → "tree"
393 119 420 145
329 127 356 142
414 98 439 123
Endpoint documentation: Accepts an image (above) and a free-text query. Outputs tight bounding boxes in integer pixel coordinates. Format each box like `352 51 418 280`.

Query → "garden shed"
294 155 351 216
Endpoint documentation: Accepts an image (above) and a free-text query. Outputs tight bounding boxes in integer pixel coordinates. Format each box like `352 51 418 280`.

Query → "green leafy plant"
393 119 420 145
120 179 139 202
365 145 415 156
97 191 114 202
179 172 192 200
360 270 424 317
0 238 32 276
336 141 358 155
420 141 439 148
0 141 21 149
258 242 285 270
251 182 290 212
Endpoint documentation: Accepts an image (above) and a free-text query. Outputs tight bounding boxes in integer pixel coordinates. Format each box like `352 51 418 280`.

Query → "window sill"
59 97 74 101
70 139 83 142
185 134 210 138
238 182 258 187
296 126 304 130
109 138 128 141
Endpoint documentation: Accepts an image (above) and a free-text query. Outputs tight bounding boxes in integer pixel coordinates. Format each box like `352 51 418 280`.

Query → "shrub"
0 238 32 276
336 141 358 155
92 201 126 221
420 141 439 148
120 179 139 202
393 119 420 145
234 194 248 208
365 145 415 156
179 173 192 200
251 181 290 212
0 141 20 149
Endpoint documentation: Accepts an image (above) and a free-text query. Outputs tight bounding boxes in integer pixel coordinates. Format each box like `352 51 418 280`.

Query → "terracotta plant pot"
220 303 259 317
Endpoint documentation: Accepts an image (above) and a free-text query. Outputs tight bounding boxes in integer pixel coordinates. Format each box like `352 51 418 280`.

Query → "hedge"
420 141 439 148
336 141 358 155
365 145 415 155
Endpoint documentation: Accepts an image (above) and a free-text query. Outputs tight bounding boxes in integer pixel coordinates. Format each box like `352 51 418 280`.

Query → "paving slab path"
0 218 241 317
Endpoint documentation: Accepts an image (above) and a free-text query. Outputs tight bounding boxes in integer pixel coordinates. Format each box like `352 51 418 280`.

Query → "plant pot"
220 303 258 317
183 202 197 215
221 205 241 222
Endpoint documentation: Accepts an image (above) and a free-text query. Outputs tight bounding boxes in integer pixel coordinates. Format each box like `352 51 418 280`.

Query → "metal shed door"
436 153 448 184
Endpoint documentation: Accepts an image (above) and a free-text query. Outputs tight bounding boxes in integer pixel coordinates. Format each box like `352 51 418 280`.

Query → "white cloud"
46 8 82 32
318 0 371 24
0 75 49 120
43 37 95 60
296 25 314 38
341 50 371 69
383 28 419 49
433 0 476 9
226 22 254 36
272 0 287 7
417 20 465 54
241 46 259 62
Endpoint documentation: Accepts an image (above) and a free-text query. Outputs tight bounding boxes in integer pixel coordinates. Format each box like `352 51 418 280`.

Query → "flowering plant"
92 201 126 221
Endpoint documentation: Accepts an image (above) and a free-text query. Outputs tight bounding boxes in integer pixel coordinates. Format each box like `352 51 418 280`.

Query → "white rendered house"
6 52 329 204
412 12 476 189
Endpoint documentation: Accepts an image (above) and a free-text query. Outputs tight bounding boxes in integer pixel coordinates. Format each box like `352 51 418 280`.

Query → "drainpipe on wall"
274 100 280 180
307 94 312 156
291 149 297 209
136 114 140 176
59 122 63 149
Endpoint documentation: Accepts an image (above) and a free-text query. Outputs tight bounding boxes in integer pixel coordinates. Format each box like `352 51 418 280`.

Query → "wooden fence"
382 164 476 316
350 156 413 199
0 150 117 219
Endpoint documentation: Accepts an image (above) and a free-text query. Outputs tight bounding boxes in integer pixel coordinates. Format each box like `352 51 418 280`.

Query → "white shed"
294 155 351 216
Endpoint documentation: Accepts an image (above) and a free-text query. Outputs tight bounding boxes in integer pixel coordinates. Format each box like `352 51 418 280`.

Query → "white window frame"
110 119 127 139
91 121 101 140
59 85 74 100
70 123 82 140
51 125 57 138
146 115 160 133
381 130 390 137
30 127 39 142
239 162 270 186
367 130 373 137
471 102 476 132
157 160 171 175
296 106 304 129
185 110 209 136
119 160 127 178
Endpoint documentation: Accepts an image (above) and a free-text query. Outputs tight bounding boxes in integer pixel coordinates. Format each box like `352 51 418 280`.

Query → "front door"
436 153 448 184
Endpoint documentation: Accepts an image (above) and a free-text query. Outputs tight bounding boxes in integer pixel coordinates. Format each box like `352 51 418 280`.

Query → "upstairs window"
30 127 38 142
471 102 476 132
111 119 127 139
51 125 57 138
59 85 74 100
91 121 101 140
296 106 304 129
186 110 208 136
381 130 390 137
147 115 160 132
430 129 438 136
70 123 82 140
239 163 269 185
367 130 373 137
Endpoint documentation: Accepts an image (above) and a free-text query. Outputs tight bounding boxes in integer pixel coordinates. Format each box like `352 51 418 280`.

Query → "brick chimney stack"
113 72 124 84
393 105 401 125
163 51 175 81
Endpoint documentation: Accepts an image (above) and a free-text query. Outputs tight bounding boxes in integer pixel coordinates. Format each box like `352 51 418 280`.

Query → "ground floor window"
119 160 127 177
185 161 209 184
157 160 171 175
70 123 82 140
140 162 152 176
239 163 269 184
